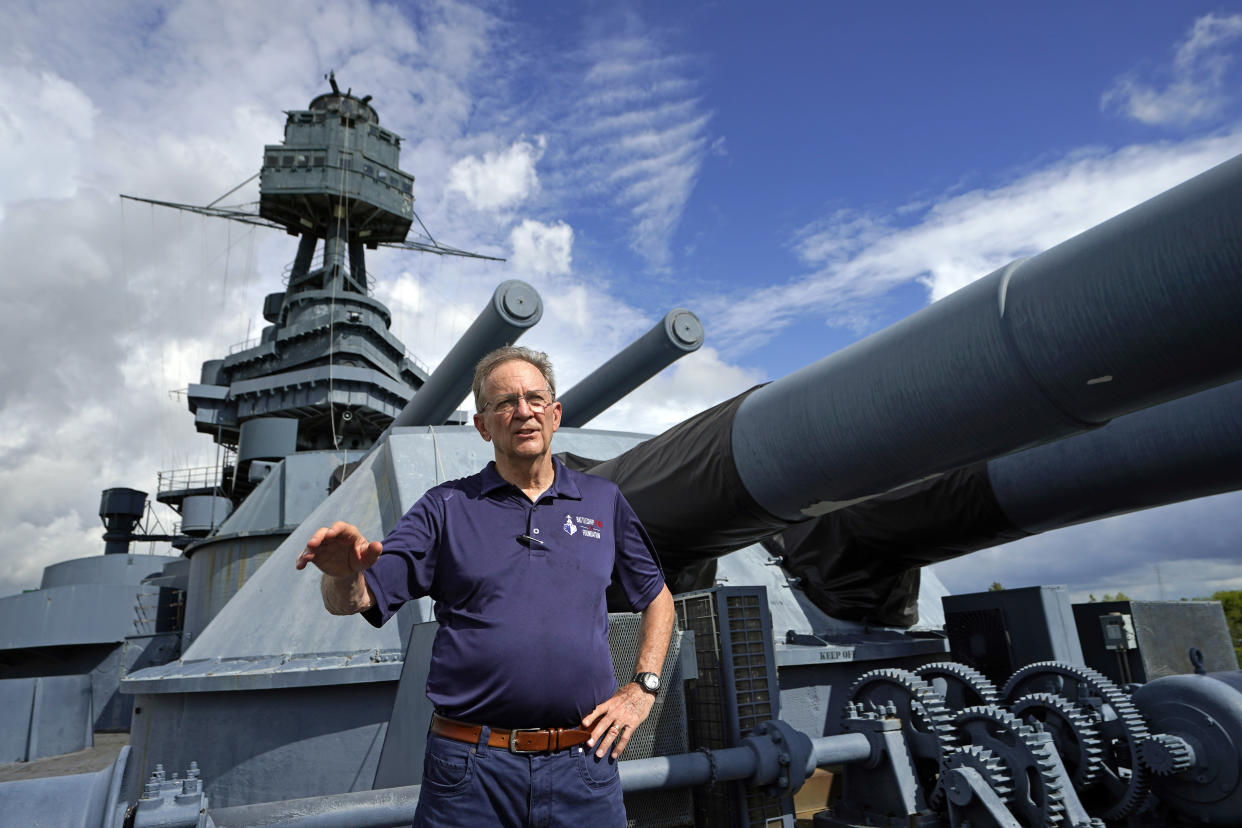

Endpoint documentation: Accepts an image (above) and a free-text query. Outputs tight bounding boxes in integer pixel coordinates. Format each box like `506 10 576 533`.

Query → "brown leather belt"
431 713 593 754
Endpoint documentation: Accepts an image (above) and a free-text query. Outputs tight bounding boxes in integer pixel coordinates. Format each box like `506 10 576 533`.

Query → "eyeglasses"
481 389 555 415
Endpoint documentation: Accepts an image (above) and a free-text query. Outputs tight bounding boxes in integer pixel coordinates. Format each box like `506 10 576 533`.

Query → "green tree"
988 582 1005 592
1100 592 1131 602
1211 590 1242 664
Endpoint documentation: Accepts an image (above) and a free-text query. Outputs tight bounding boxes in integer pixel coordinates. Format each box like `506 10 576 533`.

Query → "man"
296 345 675 827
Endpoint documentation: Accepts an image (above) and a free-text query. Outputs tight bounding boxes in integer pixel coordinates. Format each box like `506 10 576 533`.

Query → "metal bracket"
944 766 1022 828
826 712 937 826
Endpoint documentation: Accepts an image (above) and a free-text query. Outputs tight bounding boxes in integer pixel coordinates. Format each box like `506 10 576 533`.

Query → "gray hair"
472 346 556 411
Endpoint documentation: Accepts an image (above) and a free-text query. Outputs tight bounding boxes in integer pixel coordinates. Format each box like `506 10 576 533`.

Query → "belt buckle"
508 727 544 754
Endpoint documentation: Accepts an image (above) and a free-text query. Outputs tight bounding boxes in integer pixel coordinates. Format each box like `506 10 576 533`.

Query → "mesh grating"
675 587 790 827
608 613 693 828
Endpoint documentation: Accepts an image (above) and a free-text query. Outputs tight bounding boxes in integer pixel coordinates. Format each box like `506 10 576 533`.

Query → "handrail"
157 466 224 494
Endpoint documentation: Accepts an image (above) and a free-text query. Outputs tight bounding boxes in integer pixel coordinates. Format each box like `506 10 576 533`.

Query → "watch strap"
632 671 660 694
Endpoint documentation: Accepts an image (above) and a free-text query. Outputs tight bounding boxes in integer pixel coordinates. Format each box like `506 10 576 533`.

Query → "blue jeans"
413 730 626 828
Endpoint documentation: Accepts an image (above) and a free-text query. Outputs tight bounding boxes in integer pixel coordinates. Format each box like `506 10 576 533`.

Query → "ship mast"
130 75 500 538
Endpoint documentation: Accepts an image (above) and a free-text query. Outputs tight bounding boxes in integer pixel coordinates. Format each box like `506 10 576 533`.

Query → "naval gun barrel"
590 153 1242 587
987 377 1242 534
390 280 542 428
734 153 1242 520
559 308 704 427
774 376 1242 626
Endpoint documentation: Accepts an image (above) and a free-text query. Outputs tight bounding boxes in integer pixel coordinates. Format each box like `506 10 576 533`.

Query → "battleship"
3 76 1242 828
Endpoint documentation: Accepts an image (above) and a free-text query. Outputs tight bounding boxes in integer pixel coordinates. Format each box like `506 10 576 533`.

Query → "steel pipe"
390 280 542 428
987 376 1242 533
208 730 873 825
559 308 704 428
620 732 871 792
210 785 421 828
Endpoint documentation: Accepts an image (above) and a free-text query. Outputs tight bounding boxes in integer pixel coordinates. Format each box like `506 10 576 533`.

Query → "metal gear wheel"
846 668 958 809
942 745 1014 803
1002 661 1150 821
1139 733 1195 776
1011 692 1105 790
916 661 1001 711
953 705 1066 827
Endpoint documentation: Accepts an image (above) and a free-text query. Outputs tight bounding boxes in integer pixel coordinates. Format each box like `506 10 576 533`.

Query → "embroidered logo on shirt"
563 514 577 536
571 515 603 540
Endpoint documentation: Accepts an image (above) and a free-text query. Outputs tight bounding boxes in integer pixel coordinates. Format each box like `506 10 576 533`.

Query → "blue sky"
1 0 1240 606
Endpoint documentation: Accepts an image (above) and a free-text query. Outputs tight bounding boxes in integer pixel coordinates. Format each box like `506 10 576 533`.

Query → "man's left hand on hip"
582 682 656 759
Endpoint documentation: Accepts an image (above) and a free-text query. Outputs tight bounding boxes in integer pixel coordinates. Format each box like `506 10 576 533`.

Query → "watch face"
640 673 659 691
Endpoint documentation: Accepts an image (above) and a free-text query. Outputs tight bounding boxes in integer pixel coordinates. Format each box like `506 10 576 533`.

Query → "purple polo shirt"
361 457 665 728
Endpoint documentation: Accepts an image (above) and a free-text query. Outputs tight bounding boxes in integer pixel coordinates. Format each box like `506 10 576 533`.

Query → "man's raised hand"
295 521 382 577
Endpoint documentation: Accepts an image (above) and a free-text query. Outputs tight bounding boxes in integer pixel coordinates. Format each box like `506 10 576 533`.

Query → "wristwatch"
632 671 661 695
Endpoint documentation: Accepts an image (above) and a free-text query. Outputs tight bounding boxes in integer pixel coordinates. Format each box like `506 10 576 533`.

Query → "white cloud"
509 218 572 275
552 34 713 271
446 137 545 210
705 131 1242 354
0 67 96 217
6 514 100 595
791 210 892 268
929 490 1242 602
371 269 482 373
1103 12 1242 126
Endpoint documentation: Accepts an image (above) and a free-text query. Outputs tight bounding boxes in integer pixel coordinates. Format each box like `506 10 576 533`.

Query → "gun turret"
559 308 704 427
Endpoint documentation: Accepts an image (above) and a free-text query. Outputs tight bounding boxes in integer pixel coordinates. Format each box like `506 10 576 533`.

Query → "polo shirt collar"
478 456 583 501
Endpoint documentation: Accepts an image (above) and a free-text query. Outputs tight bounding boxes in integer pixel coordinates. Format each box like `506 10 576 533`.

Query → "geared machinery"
811 652 1242 828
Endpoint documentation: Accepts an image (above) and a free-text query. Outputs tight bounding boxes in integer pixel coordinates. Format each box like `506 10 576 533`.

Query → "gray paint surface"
179 494 233 533
169 439 402 667
126 683 395 809
238 416 298 461
0 675 94 762
0 583 153 649
372 620 437 790
183 532 286 641
181 451 366 639
0 745 131 828
38 553 176 590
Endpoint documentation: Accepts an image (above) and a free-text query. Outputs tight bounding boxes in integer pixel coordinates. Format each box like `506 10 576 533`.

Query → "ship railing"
404 348 430 375
157 465 225 495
